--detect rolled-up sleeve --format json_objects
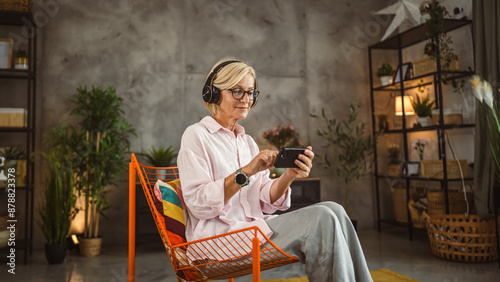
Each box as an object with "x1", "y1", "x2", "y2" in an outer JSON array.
[{"x1": 258, "y1": 170, "x2": 291, "y2": 213}]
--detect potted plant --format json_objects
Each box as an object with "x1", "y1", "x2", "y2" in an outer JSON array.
[
  {"x1": 312, "y1": 103, "x2": 379, "y2": 225},
  {"x1": 387, "y1": 144, "x2": 401, "y2": 176},
  {"x1": 0, "y1": 145, "x2": 27, "y2": 187},
  {"x1": 411, "y1": 86, "x2": 435, "y2": 127},
  {"x1": 14, "y1": 49, "x2": 28, "y2": 70},
  {"x1": 141, "y1": 146, "x2": 178, "y2": 180},
  {"x1": 376, "y1": 62, "x2": 395, "y2": 86},
  {"x1": 36, "y1": 123, "x2": 78, "y2": 264},
  {"x1": 69, "y1": 85, "x2": 136, "y2": 257},
  {"x1": 142, "y1": 145, "x2": 178, "y2": 167}
]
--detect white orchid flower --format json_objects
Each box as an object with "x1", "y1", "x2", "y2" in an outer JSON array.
[
  {"x1": 482, "y1": 80, "x2": 494, "y2": 109},
  {"x1": 470, "y1": 75, "x2": 483, "y2": 102}
]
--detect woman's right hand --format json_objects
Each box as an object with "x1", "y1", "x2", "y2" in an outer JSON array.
[{"x1": 243, "y1": 149, "x2": 278, "y2": 176}]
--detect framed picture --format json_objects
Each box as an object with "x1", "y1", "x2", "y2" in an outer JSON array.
[
  {"x1": 0, "y1": 38, "x2": 14, "y2": 69},
  {"x1": 402, "y1": 161, "x2": 420, "y2": 176},
  {"x1": 393, "y1": 62, "x2": 413, "y2": 83}
]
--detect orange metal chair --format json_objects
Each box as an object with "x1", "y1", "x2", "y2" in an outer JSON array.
[{"x1": 128, "y1": 153, "x2": 299, "y2": 282}]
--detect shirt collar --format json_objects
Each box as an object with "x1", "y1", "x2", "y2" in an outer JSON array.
[{"x1": 201, "y1": 116, "x2": 246, "y2": 137}]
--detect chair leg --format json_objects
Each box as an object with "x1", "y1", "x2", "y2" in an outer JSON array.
[
  {"x1": 128, "y1": 162, "x2": 136, "y2": 282},
  {"x1": 228, "y1": 279, "x2": 234, "y2": 282},
  {"x1": 252, "y1": 235, "x2": 261, "y2": 282}
]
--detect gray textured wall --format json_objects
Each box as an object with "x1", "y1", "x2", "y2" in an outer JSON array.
[{"x1": 29, "y1": 0, "x2": 395, "y2": 249}]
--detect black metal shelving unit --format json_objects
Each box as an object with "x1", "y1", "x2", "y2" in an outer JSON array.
[
  {"x1": 368, "y1": 19, "x2": 475, "y2": 240},
  {"x1": 0, "y1": 10, "x2": 37, "y2": 264}
]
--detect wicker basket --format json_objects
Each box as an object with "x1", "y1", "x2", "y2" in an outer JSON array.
[
  {"x1": 387, "y1": 164, "x2": 401, "y2": 176},
  {"x1": 431, "y1": 113, "x2": 463, "y2": 125},
  {"x1": 392, "y1": 187, "x2": 408, "y2": 223},
  {"x1": 0, "y1": 0, "x2": 32, "y2": 12},
  {"x1": 425, "y1": 214, "x2": 497, "y2": 262},
  {"x1": 420, "y1": 159, "x2": 467, "y2": 179},
  {"x1": 427, "y1": 190, "x2": 474, "y2": 215},
  {"x1": 412, "y1": 55, "x2": 459, "y2": 77}
]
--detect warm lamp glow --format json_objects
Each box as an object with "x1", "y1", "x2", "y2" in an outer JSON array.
[{"x1": 395, "y1": 95, "x2": 414, "y2": 116}]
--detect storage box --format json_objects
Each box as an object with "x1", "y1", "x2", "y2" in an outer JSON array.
[
  {"x1": 0, "y1": 108, "x2": 27, "y2": 127},
  {"x1": 412, "y1": 55, "x2": 459, "y2": 77},
  {"x1": 431, "y1": 109, "x2": 463, "y2": 125},
  {"x1": 0, "y1": 0, "x2": 32, "y2": 12},
  {"x1": 420, "y1": 159, "x2": 467, "y2": 179}
]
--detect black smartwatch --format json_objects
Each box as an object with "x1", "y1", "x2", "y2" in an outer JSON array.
[{"x1": 234, "y1": 168, "x2": 249, "y2": 187}]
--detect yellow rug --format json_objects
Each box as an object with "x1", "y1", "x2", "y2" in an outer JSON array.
[{"x1": 255, "y1": 269, "x2": 420, "y2": 282}]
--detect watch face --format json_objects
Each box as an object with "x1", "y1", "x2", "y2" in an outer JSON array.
[{"x1": 235, "y1": 173, "x2": 247, "y2": 185}]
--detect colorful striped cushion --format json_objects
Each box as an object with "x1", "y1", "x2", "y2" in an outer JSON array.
[{"x1": 153, "y1": 179, "x2": 186, "y2": 246}]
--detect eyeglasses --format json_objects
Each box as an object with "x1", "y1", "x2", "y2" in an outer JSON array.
[{"x1": 224, "y1": 88, "x2": 260, "y2": 101}]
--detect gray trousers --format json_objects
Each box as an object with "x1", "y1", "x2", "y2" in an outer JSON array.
[{"x1": 266, "y1": 201, "x2": 373, "y2": 282}]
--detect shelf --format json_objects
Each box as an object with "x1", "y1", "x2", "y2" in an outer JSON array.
[
  {"x1": 369, "y1": 18, "x2": 474, "y2": 240},
  {"x1": 370, "y1": 19, "x2": 472, "y2": 50},
  {"x1": 0, "y1": 10, "x2": 37, "y2": 265},
  {"x1": 0, "y1": 69, "x2": 32, "y2": 79},
  {"x1": 377, "y1": 174, "x2": 473, "y2": 182},
  {"x1": 372, "y1": 71, "x2": 474, "y2": 92},
  {"x1": 0, "y1": 11, "x2": 34, "y2": 26},
  {"x1": 381, "y1": 123, "x2": 475, "y2": 134},
  {"x1": 0, "y1": 182, "x2": 33, "y2": 191},
  {"x1": 0, "y1": 127, "x2": 33, "y2": 133}
]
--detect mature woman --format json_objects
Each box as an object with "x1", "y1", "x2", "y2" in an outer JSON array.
[{"x1": 177, "y1": 58, "x2": 372, "y2": 282}]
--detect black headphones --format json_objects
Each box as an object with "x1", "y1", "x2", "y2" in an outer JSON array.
[{"x1": 202, "y1": 60, "x2": 258, "y2": 107}]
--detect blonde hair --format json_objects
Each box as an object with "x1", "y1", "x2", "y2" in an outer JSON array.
[{"x1": 203, "y1": 58, "x2": 257, "y2": 116}]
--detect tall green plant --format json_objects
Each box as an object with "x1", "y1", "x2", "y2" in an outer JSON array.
[
  {"x1": 36, "y1": 123, "x2": 79, "y2": 245},
  {"x1": 312, "y1": 103, "x2": 378, "y2": 216},
  {"x1": 69, "y1": 86, "x2": 136, "y2": 239}
]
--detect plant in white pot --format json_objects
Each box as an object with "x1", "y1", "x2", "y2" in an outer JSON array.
[
  {"x1": 69, "y1": 85, "x2": 136, "y2": 257},
  {"x1": 411, "y1": 94, "x2": 435, "y2": 127},
  {"x1": 376, "y1": 62, "x2": 395, "y2": 86}
]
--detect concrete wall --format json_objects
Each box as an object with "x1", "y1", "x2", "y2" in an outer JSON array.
[{"x1": 21, "y1": 0, "x2": 398, "y2": 249}]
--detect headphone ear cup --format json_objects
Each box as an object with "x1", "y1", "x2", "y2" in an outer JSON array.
[
  {"x1": 202, "y1": 85, "x2": 212, "y2": 103},
  {"x1": 211, "y1": 86, "x2": 221, "y2": 104}
]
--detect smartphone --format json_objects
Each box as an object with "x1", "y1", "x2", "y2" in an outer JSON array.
[{"x1": 274, "y1": 147, "x2": 307, "y2": 168}]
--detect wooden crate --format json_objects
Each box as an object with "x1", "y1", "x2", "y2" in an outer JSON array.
[{"x1": 412, "y1": 55, "x2": 459, "y2": 77}]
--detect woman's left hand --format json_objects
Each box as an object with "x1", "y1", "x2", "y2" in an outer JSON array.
[{"x1": 283, "y1": 146, "x2": 314, "y2": 180}]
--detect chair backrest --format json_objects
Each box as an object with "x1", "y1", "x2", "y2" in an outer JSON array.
[
  {"x1": 131, "y1": 154, "x2": 182, "y2": 247},
  {"x1": 131, "y1": 154, "x2": 205, "y2": 281}
]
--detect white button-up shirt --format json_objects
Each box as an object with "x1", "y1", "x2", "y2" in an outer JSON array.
[{"x1": 177, "y1": 116, "x2": 291, "y2": 258}]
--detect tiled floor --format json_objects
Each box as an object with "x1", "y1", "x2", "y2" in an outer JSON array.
[{"x1": 2, "y1": 227, "x2": 499, "y2": 281}]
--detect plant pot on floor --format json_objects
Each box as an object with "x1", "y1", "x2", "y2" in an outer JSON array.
[
  {"x1": 79, "y1": 237, "x2": 103, "y2": 257},
  {"x1": 45, "y1": 242, "x2": 67, "y2": 264}
]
